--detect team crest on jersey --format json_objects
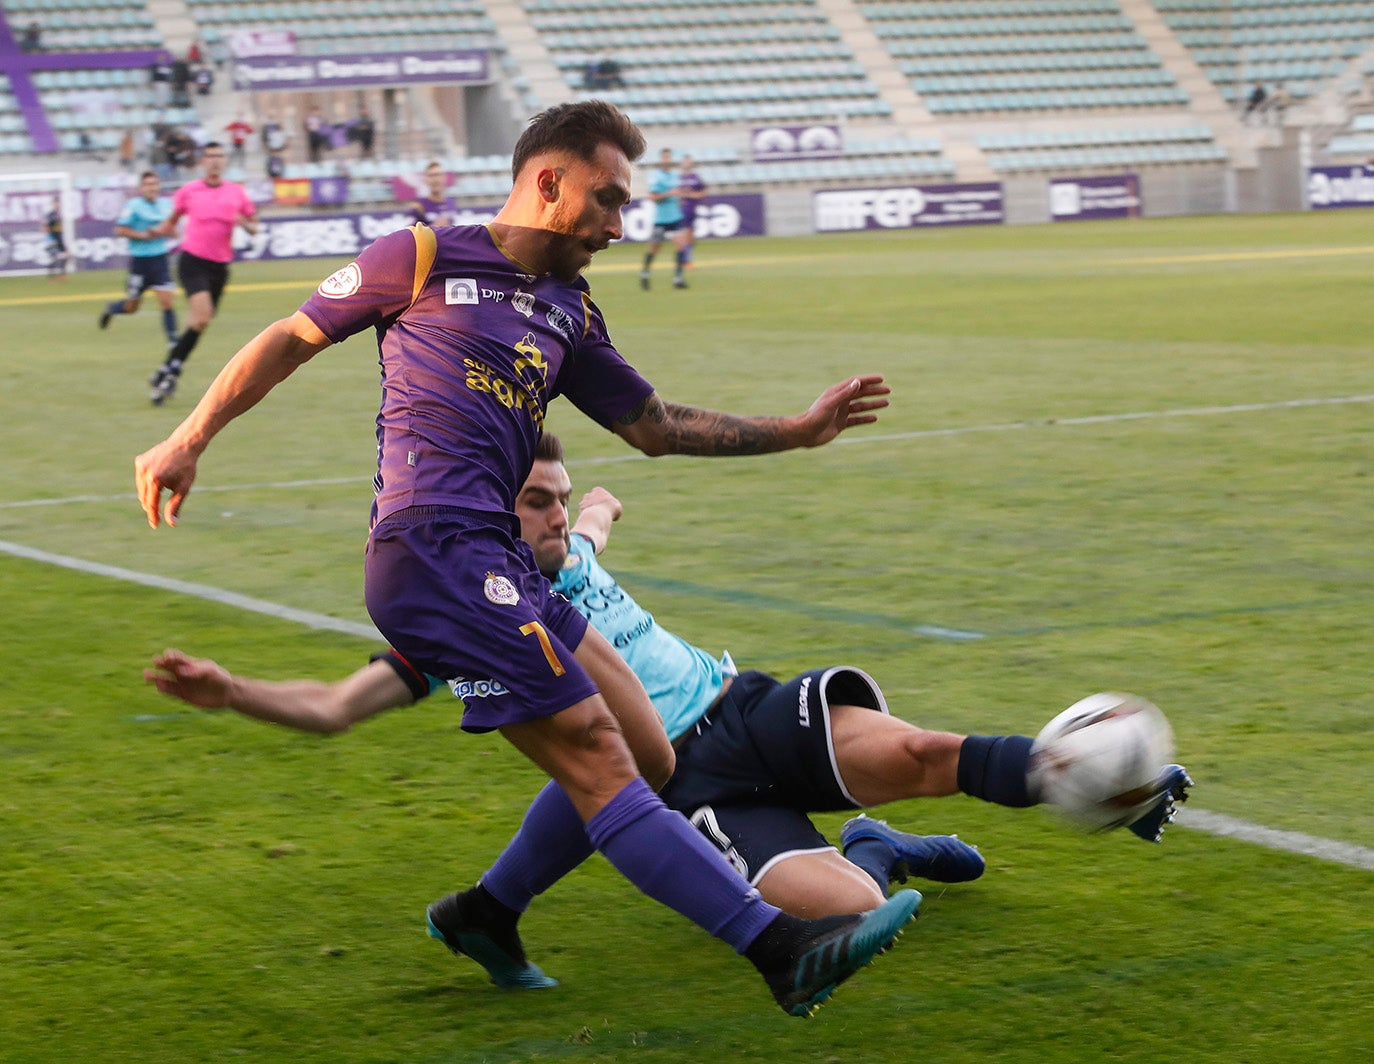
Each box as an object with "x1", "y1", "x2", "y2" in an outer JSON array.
[
  {"x1": 512, "y1": 290, "x2": 535, "y2": 318},
  {"x1": 445, "y1": 277, "x2": 479, "y2": 304},
  {"x1": 317, "y1": 262, "x2": 361, "y2": 299},
  {"x1": 483, "y1": 571, "x2": 520, "y2": 606},
  {"x1": 545, "y1": 305, "x2": 576, "y2": 342}
]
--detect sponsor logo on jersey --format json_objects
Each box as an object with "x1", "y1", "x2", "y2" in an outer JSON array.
[
  {"x1": 797, "y1": 675, "x2": 812, "y2": 727},
  {"x1": 512, "y1": 290, "x2": 535, "y2": 318},
  {"x1": 317, "y1": 261, "x2": 361, "y2": 299},
  {"x1": 445, "y1": 277, "x2": 479, "y2": 304},
  {"x1": 483, "y1": 571, "x2": 520, "y2": 606},
  {"x1": 446, "y1": 676, "x2": 511, "y2": 701},
  {"x1": 545, "y1": 305, "x2": 576, "y2": 343}
]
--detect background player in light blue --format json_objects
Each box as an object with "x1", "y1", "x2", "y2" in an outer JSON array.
[
  {"x1": 640, "y1": 147, "x2": 688, "y2": 289},
  {"x1": 99, "y1": 171, "x2": 179, "y2": 351}
]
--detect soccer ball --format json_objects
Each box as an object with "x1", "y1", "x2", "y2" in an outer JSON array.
[{"x1": 1029, "y1": 692, "x2": 1175, "y2": 832}]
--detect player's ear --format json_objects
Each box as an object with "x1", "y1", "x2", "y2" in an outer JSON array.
[{"x1": 536, "y1": 167, "x2": 561, "y2": 203}]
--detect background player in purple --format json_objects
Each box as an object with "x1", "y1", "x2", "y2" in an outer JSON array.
[
  {"x1": 409, "y1": 160, "x2": 458, "y2": 226},
  {"x1": 676, "y1": 153, "x2": 707, "y2": 271},
  {"x1": 147, "y1": 142, "x2": 258, "y2": 406},
  {"x1": 133, "y1": 101, "x2": 906, "y2": 1017}
]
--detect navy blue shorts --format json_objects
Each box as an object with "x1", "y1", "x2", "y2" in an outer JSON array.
[
  {"x1": 661, "y1": 666, "x2": 889, "y2": 883},
  {"x1": 126, "y1": 253, "x2": 174, "y2": 298},
  {"x1": 365, "y1": 506, "x2": 596, "y2": 732}
]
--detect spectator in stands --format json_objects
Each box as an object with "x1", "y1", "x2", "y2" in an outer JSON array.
[
  {"x1": 262, "y1": 114, "x2": 289, "y2": 179},
  {"x1": 171, "y1": 58, "x2": 193, "y2": 109},
  {"x1": 21, "y1": 22, "x2": 42, "y2": 53},
  {"x1": 409, "y1": 161, "x2": 457, "y2": 226},
  {"x1": 150, "y1": 59, "x2": 173, "y2": 109},
  {"x1": 1245, "y1": 83, "x2": 1267, "y2": 124},
  {"x1": 1268, "y1": 83, "x2": 1291, "y2": 125},
  {"x1": 351, "y1": 106, "x2": 376, "y2": 159},
  {"x1": 583, "y1": 54, "x2": 625, "y2": 90},
  {"x1": 194, "y1": 66, "x2": 214, "y2": 96},
  {"x1": 187, "y1": 40, "x2": 204, "y2": 66},
  {"x1": 305, "y1": 107, "x2": 330, "y2": 163},
  {"x1": 119, "y1": 130, "x2": 137, "y2": 172},
  {"x1": 224, "y1": 113, "x2": 254, "y2": 167}
]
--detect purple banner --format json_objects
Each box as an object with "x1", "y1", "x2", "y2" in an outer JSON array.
[
  {"x1": 1050, "y1": 175, "x2": 1141, "y2": 221},
  {"x1": 621, "y1": 193, "x2": 765, "y2": 242},
  {"x1": 231, "y1": 50, "x2": 489, "y2": 92},
  {"x1": 1307, "y1": 165, "x2": 1374, "y2": 209},
  {"x1": 51, "y1": 192, "x2": 767, "y2": 272},
  {"x1": 813, "y1": 183, "x2": 1003, "y2": 231},
  {"x1": 751, "y1": 124, "x2": 843, "y2": 162}
]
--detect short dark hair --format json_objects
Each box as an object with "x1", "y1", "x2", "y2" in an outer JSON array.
[
  {"x1": 201, "y1": 141, "x2": 224, "y2": 152},
  {"x1": 140, "y1": 170, "x2": 158, "y2": 182},
  {"x1": 534, "y1": 432, "x2": 565, "y2": 464},
  {"x1": 511, "y1": 100, "x2": 645, "y2": 181}
]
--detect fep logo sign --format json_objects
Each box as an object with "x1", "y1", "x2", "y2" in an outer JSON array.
[{"x1": 813, "y1": 184, "x2": 1004, "y2": 231}]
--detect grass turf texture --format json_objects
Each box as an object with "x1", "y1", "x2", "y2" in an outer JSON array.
[{"x1": 1, "y1": 213, "x2": 1370, "y2": 1062}]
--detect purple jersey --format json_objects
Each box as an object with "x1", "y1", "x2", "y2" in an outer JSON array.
[
  {"x1": 299, "y1": 224, "x2": 654, "y2": 528},
  {"x1": 411, "y1": 195, "x2": 457, "y2": 226},
  {"x1": 678, "y1": 171, "x2": 705, "y2": 226}
]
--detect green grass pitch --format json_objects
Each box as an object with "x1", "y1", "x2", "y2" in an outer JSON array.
[{"x1": 1, "y1": 212, "x2": 1370, "y2": 1063}]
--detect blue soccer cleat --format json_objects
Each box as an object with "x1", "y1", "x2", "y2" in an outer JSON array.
[
  {"x1": 841, "y1": 814, "x2": 986, "y2": 883},
  {"x1": 1127, "y1": 764, "x2": 1194, "y2": 843},
  {"x1": 425, "y1": 890, "x2": 558, "y2": 990},
  {"x1": 764, "y1": 888, "x2": 922, "y2": 1018}
]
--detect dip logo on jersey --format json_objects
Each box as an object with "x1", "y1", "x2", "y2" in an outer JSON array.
[
  {"x1": 797, "y1": 675, "x2": 812, "y2": 728},
  {"x1": 317, "y1": 261, "x2": 361, "y2": 299},
  {"x1": 483, "y1": 571, "x2": 520, "y2": 606},
  {"x1": 447, "y1": 676, "x2": 511, "y2": 701},
  {"x1": 511, "y1": 289, "x2": 535, "y2": 318},
  {"x1": 445, "y1": 277, "x2": 479, "y2": 304}
]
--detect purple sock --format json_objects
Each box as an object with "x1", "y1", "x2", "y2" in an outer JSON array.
[
  {"x1": 481, "y1": 780, "x2": 594, "y2": 913},
  {"x1": 586, "y1": 777, "x2": 781, "y2": 953}
]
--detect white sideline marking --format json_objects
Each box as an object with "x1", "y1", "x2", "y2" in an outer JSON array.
[
  {"x1": 4, "y1": 394, "x2": 1373, "y2": 512},
  {"x1": 0, "y1": 538, "x2": 381, "y2": 642},
  {"x1": 1176, "y1": 808, "x2": 1374, "y2": 872},
  {"x1": 3, "y1": 537, "x2": 1369, "y2": 873}
]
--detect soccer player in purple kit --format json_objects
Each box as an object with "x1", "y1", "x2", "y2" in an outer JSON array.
[
  {"x1": 676, "y1": 153, "x2": 706, "y2": 272},
  {"x1": 133, "y1": 101, "x2": 909, "y2": 1017},
  {"x1": 409, "y1": 160, "x2": 458, "y2": 227}
]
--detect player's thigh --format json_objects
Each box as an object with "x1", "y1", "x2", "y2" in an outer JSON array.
[
  {"x1": 830, "y1": 704, "x2": 964, "y2": 806},
  {"x1": 757, "y1": 849, "x2": 886, "y2": 918},
  {"x1": 573, "y1": 624, "x2": 674, "y2": 790},
  {"x1": 185, "y1": 289, "x2": 215, "y2": 327},
  {"x1": 501, "y1": 694, "x2": 641, "y2": 821}
]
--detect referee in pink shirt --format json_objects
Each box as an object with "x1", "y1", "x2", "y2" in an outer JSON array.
[{"x1": 149, "y1": 142, "x2": 258, "y2": 405}]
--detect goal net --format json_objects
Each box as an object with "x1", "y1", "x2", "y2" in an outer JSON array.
[{"x1": 0, "y1": 170, "x2": 75, "y2": 277}]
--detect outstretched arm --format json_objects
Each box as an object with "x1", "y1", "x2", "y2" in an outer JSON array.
[
  {"x1": 144, "y1": 649, "x2": 412, "y2": 733},
  {"x1": 134, "y1": 310, "x2": 331, "y2": 528},
  {"x1": 611, "y1": 375, "x2": 889, "y2": 457},
  {"x1": 571, "y1": 486, "x2": 623, "y2": 554}
]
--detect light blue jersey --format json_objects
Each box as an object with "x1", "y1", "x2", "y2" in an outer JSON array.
[
  {"x1": 555, "y1": 534, "x2": 728, "y2": 740},
  {"x1": 649, "y1": 168, "x2": 684, "y2": 228},
  {"x1": 117, "y1": 194, "x2": 174, "y2": 257}
]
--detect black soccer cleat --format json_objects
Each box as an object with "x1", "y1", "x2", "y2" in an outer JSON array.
[
  {"x1": 99, "y1": 308, "x2": 113, "y2": 329},
  {"x1": 762, "y1": 889, "x2": 921, "y2": 1017},
  {"x1": 425, "y1": 888, "x2": 557, "y2": 989}
]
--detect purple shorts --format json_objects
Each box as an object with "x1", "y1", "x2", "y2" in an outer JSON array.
[{"x1": 365, "y1": 506, "x2": 596, "y2": 732}]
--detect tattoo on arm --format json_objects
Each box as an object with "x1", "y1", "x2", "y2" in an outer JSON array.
[{"x1": 617, "y1": 394, "x2": 788, "y2": 455}]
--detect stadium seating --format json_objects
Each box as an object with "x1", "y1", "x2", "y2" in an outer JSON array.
[
  {"x1": 857, "y1": 0, "x2": 1189, "y2": 114},
  {"x1": 1155, "y1": 0, "x2": 1374, "y2": 104},
  {"x1": 977, "y1": 125, "x2": 1229, "y2": 171},
  {"x1": 524, "y1": 0, "x2": 890, "y2": 127},
  {"x1": 2, "y1": 0, "x2": 163, "y2": 52},
  {"x1": 183, "y1": 0, "x2": 500, "y2": 56}
]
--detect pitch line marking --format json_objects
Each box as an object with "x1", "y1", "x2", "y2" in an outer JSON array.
[
  {"x1": 2, "y1": 537, "x2": 1370, "y2": 873},
  {"x1": 4, "y1": 393, "x2": 1372, "y2": 512},
  {"x1": 1096, "y1": 245, "x2": 1374, "y2": 266}
]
